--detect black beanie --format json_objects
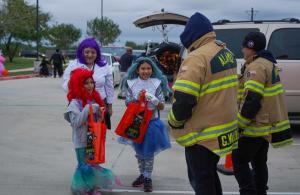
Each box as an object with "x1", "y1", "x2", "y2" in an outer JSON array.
[{"x1": 242, "y1": 32, "x2": 266, "y2": 51}]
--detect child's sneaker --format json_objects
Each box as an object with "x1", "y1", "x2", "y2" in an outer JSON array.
[
  {"x1": 132, "y1": 174, "x2": 144, "y2": 187},
  {"x1": 143, "y1": 178, "x2": 153, "y2": 192}
]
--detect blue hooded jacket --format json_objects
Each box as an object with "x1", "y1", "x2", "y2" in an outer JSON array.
[{"x1": 180, "y1": 12, "x2": 213, "y2": 49}]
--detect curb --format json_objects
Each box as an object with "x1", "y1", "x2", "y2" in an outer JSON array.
[{"x1": 0, "y1": 74, "x2": 38, "y2": 81}]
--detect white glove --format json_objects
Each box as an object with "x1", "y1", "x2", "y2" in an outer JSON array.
[{"x1": 145, "y1": 92, "x2": 160, "y2": 106}]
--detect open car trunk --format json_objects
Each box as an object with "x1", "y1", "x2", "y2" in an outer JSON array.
[
  {"x1": 133, "y1": 12, "x2": 188, "y2": 28},
  {"x1": 133, "y1": 12, "x2": 189, "y2": 77}
]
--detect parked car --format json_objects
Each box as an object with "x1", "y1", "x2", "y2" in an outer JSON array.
[
  {"x1": 20, "y1": 50, "x2": 45, "y2": 58},
  {"x1": 102, "y1": 46, "x2": 127, "y2": 62},
  {"x1": 134, "y1": 12, "x2": 187, "y2": 86},
  {"x1": 102, "y1": 53, "x2": 121, "y2": 87},
  {"x1": 133, "y1": 49, "x2": 145, "y2": 57},
  {"x1": 134, "y1": 12, "x2": 300, "y2": 123}
]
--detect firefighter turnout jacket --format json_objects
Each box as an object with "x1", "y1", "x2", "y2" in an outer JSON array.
[
  {"x1": 237, "y1": 50, "x2": 293, "y2": 148},
  {"x1": 168, "y1": 32, "x2": 239, "y2": 156}
]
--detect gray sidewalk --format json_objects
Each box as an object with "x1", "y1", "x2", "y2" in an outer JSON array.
[{"x1": 0, "y1": 78, "x2": 299, "y2": 195}]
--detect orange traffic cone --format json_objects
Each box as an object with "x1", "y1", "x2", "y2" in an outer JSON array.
[{"x1": 217, "y1": 153, "x2": 234, "y2": 175}]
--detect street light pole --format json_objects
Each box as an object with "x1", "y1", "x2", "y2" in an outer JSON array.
[
  {"x1": 100, "y1": 0, "x2": 103, "y2": 46},
  {"x1": 246, "y1": 7, "x2": 258, "y2": 22},
  {"x1": 36, "y1": 0, "x2": 39, "y2": 61},
  {"x1": 101, "y1": 0, "x2": 103, "y2": 20}
]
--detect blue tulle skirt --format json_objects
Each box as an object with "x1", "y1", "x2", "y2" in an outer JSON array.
[
  {"x1": 118, "y1": 118, "x2": 171, "y2": 158},
  {"x1": 71, "y1": 148, "x2": 121, "y2": 194}
]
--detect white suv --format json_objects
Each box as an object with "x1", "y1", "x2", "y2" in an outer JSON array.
[
  {"x1": 102, "y1": 53, "x2": 121, "y2": 87},
  {"x1": 212, "y1": 19, "x2": 300, "y2": 123}
]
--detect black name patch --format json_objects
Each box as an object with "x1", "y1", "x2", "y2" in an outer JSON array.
[
  {"x1": 218, "y1": 130, "x2": 238, "y2": 149},
  {"x1": 211, "y1": 49, "x2": 237, "y2": 74}
]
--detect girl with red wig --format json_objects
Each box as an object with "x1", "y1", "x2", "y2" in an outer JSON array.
[{"x1": 64, "y1": 68, "x2": 120, "y2": 195}]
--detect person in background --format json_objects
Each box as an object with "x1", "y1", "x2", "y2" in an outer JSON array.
[
  {"x1": 39, "y1": 55, "x2": 50, "y2": 77},
  {"x1": 50, "y1": 49, "x2": 65, "y2": 78},
  {"x1": 118, "y1": 47, "x2": 134, "y2": 99},
  {"x1": 62, "y1": 38, "x2": 114, "y2": 129}
]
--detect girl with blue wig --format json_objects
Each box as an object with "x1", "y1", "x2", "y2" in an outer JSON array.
[
  {"x1": 63, "y1": 37, "x2": 114, "y2": 129},
  {"x1": 120, "y1": 57, "x2": 171, "y2": 192}
]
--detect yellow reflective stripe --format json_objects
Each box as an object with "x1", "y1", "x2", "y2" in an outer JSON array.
[
  {"x1": 238, "y1": 89, "x2": 245, "y2": 101},
  {"x1": 177, "y1": 128, "x2": 237, "y2": 147},
  {"x1": 242, "y1": 120, "x2": 290, "y2": 136},
  {"x1": 238, "y1": 96, "x2": 243, "y2": 101},
  {"x1": 176, "y1": 120, "x2": 237, "y2": 146},
  {"x1": 173, "y1": 80, "x2": 201, "y2": 97},
  {"x1": 242, "y1": 127, "x2": 270, "y2": 136},
  {"x1": 244, "y1": 80, "x2": 264, "y2": 95},
  {"x1": 237, "y1": 113, "x2": 251, "y2": 128},
  {"x1": 264, "y1": 84, "x2": 284, "y2": 97},
  {"x1": 175, "y1": 79, "x2": 200, "y2": 89},
  {"x1": 238, "y1": 88, "x2": 244, "y2": 95},
  {"x1": 243, "y1": 82, "x2": 284, "y2": 97},
  {"x1": 214, "y1": 142, "x2": 238, "y2": 156},
  {"x1": 199, "y1": 75, "x2": 238, "y2": 97},
  {"x1": 168, "y1": 109, "x2": 185, "y2": 127},
  {"x1": 272, "y1": 138, "x2": 293, "y2": 148},
  {"x1": 270, "y1": 120, "x2": 290, "y2": 133}
]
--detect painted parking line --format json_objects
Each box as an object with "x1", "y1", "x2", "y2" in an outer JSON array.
[{"x1": 104, "y1": 189, "x2": 300, "y2": 194}]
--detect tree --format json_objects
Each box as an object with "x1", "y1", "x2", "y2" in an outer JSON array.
[
  {"x1": 48, "y1": 24, "x2": 81, "y2": 50},
  {"x1": 125, "y1": 41, "x2": 147, "y2": 50},
  {"x1": 0, "y1": 0, "x2": 51, "y2": 62},
  {"x1": 87, "y1": 17, "x2": 121, "y2": 46},
  {"x1": 125, "y1": 41, "x2": 138, "y2": 49}
]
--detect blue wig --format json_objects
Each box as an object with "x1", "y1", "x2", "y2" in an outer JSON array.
[{"x1": 121, "y1": 57, "x2": 172, "y2": 96}]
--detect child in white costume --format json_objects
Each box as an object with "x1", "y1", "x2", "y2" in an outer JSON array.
[{"x1": 120, "y1": 57, "x2": 171, "y2": 192}]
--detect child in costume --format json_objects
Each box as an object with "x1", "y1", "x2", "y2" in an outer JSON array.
[
  {"x1": 39, "y1": 56, "x2": 50, "y2": 77},
  {"x1": 120, "y1": 57, "x2": 172, "y2": 192},
  {"x1": 64, "y1": 68, "x2": 120, "y2": 195}
]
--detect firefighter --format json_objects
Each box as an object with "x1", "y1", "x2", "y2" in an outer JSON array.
[
  {"x1": 232, "y1": 31, "x2": 293, "y2": 195},
  {"x1": 168, "y1": 12, "x2": 238, "y2": 195}
]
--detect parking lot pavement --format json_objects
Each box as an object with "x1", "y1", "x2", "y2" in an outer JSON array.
[{"x1": 0, "y1": 78, "x2": 300, "y2": 195}]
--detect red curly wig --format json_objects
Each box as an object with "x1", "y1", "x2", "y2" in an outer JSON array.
[{"x1": 67, "y1": 68, "x2": 105, "y2": 107}]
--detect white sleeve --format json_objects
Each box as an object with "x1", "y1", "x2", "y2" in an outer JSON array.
[
  {"x1": 104, "y1": 66, "x2": 114, "y2": 104},
  {"x1": 62, "y1": 61, "x2": 77, "y2": 92},
  {"x1": 62, "y1": 65, "x2": 72, "y2": 92}
]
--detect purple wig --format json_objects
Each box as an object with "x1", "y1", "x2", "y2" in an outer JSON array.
[{"x1": 76, "y1": 37, "x2": 106, "y2": 67}]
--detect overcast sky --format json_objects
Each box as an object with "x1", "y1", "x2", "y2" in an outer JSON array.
[{"x1": 25, "y1": 0, "x2": 300, "y2": 45}]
